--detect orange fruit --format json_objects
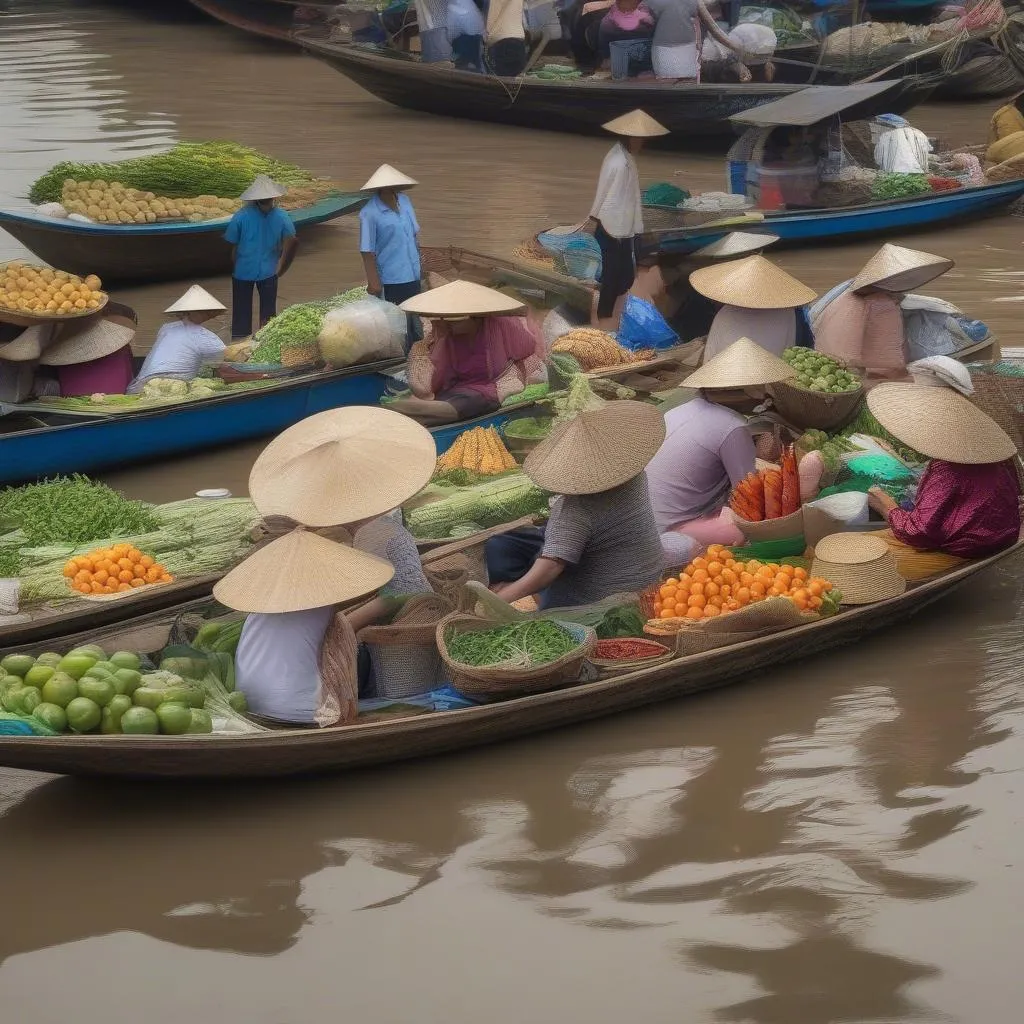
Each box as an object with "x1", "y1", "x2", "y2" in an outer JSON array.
[
  {"x1": 112, "y1": 543, "x2": 130, "y2": 555},
  {"x1": 685, "y1": 607, "x2": 703, "y2": 620},
  {"x1": 75, "y1": 583, "x2": 91, "y2": 594},
  {"x1": 809, "y1": 596, "x2": 822, "y2": 610},
  {"x1": 770, "y1": 583, "x2": 787, "y2": 596},
  {"x1": 721, "y1": 568, "x2": 737, "y2": 585},
  {"x1": 793, "y1": 567, "x2": 808, "y2": 581},
  {"x1": 74, "y1": 555, "x2": 92, "y2": 570},
  {"x1": 159, "y1": 573, "x2": 172, "y2": 583},
  {"x1": 720, "y1": 584, "x2": 731, "y2": 597},
  {"x1": 821, "y1": 581, "x2": 833, "y2": 592},
  {"x1": 776, "y1": 573, "x2": 792, "y2": 591},
  {"x1": 62, "y1": 561, "x2": 77, "y2": 578},
  {"x1": 118, "y1": 569, "x2": 133, "y2": 583},
  {"x1": 117, "y1": 582, "x2": 132, "y2": 592},
  {"x1": 725, "y1": 599, "x2": 740, "y2": 611},
  {"x1": 145, "y1": 567, "x2": 160, "y2": 583},
  {"x1": 687, "y1": 593, "x2": 706, "y2": 609},
  {"x1": 133, "y1": 564, "x2": 146, "y2": 578},
  {"x1": 660, "y1": 608, "x2": 675, "y2": 619},
  {"x1": 659, "y1": 584, "x2": 676, "y2": 599},
  {"x1": 705, "y1": 581, "x2": 720, "y2": 597},
  {"x1": 90, "y1": 581, "x2": 104, "y2": 593},
  {"x1": 692, "y1": 557, "x2": 708, "y2": 571},
  {"x1": 808, "y1": 581, "x2": 824, "y2": 597},
  {"x1": 750, "y1": 581, "x2": 766, "y2": 598},
  {"x1": 703, "y1": 605, "x2": 720, "y2": 618},
  {"x1": 73, "y1": 570, "x2": 91, "y2": 585},
  {"x1": 739, "y1": 571, "x2": 754, "y2": 586},
  {"x1": 735, "y1": 586, "x2": 751, "y2": 603},
  {"x1": 117, "y1": 557, "x2": 133, "y2": 571},
  {"x1": 746, "y1": 560, "x2": 762, "y2": 572},
  {"x1": 690, "y1": 582, "x2": 705, "y2": 597},
  {"x1": 691, "y1": 568, "x2": 709, "y2": 584},
  {"x1": 127, "y1": 548, "x2": 142, "y2": 562},
  {"x1": 662, "y1": 600, "x2": 677, "y2": 614},
  {"x1": 129, "y1": 578, "x2": 145, "y2": 588},
  {"x1": 93, "y1": 569, "x2": 109, "y2": 584},
  {"x1": 706, "y1": 561, "x2": 724, "y2": 577},
  {"x1": 708, "y1": 595, "x2": 723, "y2": 609}
]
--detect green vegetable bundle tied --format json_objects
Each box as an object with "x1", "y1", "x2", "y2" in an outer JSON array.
[
  {"x1": 446, "y1": 620, "x2": 577, "y2": 667},
  {"x1": 870, "y1": 173, "x2": 931, "y2": 201}
]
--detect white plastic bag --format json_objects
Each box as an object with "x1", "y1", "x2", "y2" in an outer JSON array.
[
  {"x1": 34, "y1": 202, "x2": 68, "y2": 219},
  {"x1": 317, "y1": 297, "x2": 406, "y2": 368}
]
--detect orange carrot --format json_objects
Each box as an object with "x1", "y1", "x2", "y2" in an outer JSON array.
[{"x1": 763, "y1": 469, "x2": 783, "y2": 519}]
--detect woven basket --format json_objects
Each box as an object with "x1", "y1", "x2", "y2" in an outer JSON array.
[
  {"x1": 424, "y1": 554, "x2": 473, "y2": 611},
  {"x1": 968, "y1": 367, "x2": 1024, "y2": 483},
  {"x1": 768, "y1": 380, "x2": 864, "y2": 431},
  {"x1": 437, "y1": 613, "x2": 596, "y2": 701},
  {"x1": 733, "y1": 507, "x2": 804, "y2": 543},
  {"x1": 280, "y1": 342, "x2": 320, "y2": 368},
  {"x1": 357, "y1": 593, "x2": 454, "y2": 700},
  {"x1": 590, "y1": 639, "x2": 674, "y2": 678}
]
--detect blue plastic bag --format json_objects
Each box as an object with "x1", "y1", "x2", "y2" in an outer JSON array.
[{"x1": 617, "y1": 296, "x2": 679, "y2": 350}]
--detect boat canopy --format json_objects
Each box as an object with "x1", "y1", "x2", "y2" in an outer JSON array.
[{"x1": 729, "y1": 82, "x2": 905, "y2": 128}]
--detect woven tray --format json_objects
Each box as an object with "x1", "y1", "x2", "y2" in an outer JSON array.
[{"x1": 768, "y1": 380, "x2": 864, "y2": 431}]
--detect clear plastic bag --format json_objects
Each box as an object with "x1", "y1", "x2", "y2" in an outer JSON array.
[{"x1": 318, "y1": 297, "x2": 406, "y2": 368}]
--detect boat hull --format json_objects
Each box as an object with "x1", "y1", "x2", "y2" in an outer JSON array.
[{"x1": 187, "y1": 0, "x2": 333, "y2": 43}]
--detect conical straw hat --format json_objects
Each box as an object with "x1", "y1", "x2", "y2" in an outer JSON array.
[
  {"x1": 850, "y1": 243, "x2": 953, "y2": 294},
  {"x1": 213, "y1": 528, "x2": 394, "y2": 613},
  {"x1": 682, "y1": 337, "x2": 795, "y2": 390},
  {"x1": 361, "y1": 164, "x2": 418, "y2": 191},
  {"x1": 689, "y1": 254, "x2": 817, "y2": 309},
  {"x1": 693, "y1": 232, "x2": 781, "y2": 260},
  {"x1": 39, "y1": 316, "x2": 135, "y2": 366},
  {"x1": 866, "y1": 382, "x2": 1017, "y2": 464},
  {"x1": 811, "y1": 532, "x2": 906, "y2": 605},
  {"x1": 400, "y1": 280, "x2": 525, "y2": 318},
  {"x1": 602, "y1": 109, "x2": 670, "y2": 138},
  {"x1": 165, "y1": 285, "x2": 227, "y2": 315},
  {"x1": 248, "y1": 406, "x2": 437, "y2": 526},
  {"x1": 523, "y1": 401, "x2": 666, "y2": 495},
  {"x1": 0, "y1": 323, "x2": 57, "y2": 362},
  {"x1": 239, "y1": 174, "x2": 287, "y2": 202}
]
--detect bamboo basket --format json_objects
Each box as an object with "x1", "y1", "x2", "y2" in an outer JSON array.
[
  {"x1": 0, "y1": 260, "x2": 109, "y2": 327},
  {"x1": 732, "y1": 507, "x2": 805, "y2": 543},
  {"x1": 768, "y1": 380, "x2": 865, "y2": 431}
]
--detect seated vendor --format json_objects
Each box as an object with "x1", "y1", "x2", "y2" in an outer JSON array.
[
  {"x1": 645, "y1": 336, "x2": 795, "y2": 564},
  {"x1": 488, "y1": 401, "x2": 665, "y2": 608},
  {"x1": 36, "y1": 312, "x2": 137, "y2": 397},
  {"x1": 597, "y1": 0, "x2": 655, "y2": 61},
  {"x1": 864, "y1": 357, "x2": 1021, "y2": 582},
  {"x1": 389, "y1": 280, "x2": 546, "y2": 427},
  {"x1": 689, "y1": 254, "x2": 816, "y2": 362},
  {"x1": 987, "y1": 91, "x2": 1024, "y2": 163},
  {"x1": 128, "y1": 285, "x2": 227, "y2": 393},
  {"x1": 813, "y1": 244, "x2": 953, "y2": 383}
]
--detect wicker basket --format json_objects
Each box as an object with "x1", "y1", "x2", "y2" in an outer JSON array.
[
  {"x1": 590, "y1": 639, "x2": 674, "y2": 678},
  {"x1": 280, "y1": 342, "x2": 321, "y2": 368},
  {"x1": 768, "y1": 380, "x2": 864, "y2": 431},
  {"x1": 437, "y1": 613, "x2": 596, "y2": 701},
  {"x1": 424, "y1": 554, "x2": 473, "y2": 611},
  {"x1": 733, "y1": 507, "x2": 804, "y2": 543},
  {"x1": 968, "y1": 365, "x2": 1024, "y2": 471}
]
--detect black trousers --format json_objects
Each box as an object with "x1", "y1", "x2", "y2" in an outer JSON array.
[
  {"x1": 594, "y1": 223, "x2": 637, "y2": 319},
  {"x1": 232, "y1": 276, "x2": 278, "y2": 339},
  {"x1": 381, "y1": 279, "x2": 424, "y2": 353}
]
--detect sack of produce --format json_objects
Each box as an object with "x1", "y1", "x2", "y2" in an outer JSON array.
[
  {"x1": 617, "y1": 296, "x2": 680, "y2": 351},
  {"x1": 437, "y1": 612, "x2": 596, "y2": 700},
  {"x1": 729, "y1": 447, "x2": 804, "y2": 542},
  {"x1": 769, "y1": 348, "x2": 864, "y2": 431},
  {"x1": 318, "y1": 297, "x2": 406, "y2": 368}
]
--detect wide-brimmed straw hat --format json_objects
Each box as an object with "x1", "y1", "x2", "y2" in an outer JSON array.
[
  {"x1": 165, "y1": 285, "x2": 227, "y2": 315},
  {"x1": 689, "y1": 254, "x2": 817, "y2": 310},
  {"x1": 361, "y1": 164, "x2": 418, "y2": 192},
  {"x1": 38, "y1": 315, "x2": 135, "y2": 367},
  {"x1": 602, "y1": 109, "x2": 670, "y2": 138},
  {"x1": 213, "y1": 528, "x2": 394, "y2": 614},
  {"x1": 810, "y1": 532, "x2": 906, "y2": 605},
  {"x1": 867, "y1": 382, "x2": 1017, "y2": 464},
  {"x1": 850, "y1": 243, "x2": 953, "y2": 294},
  {"x1": 682, "y1": 336, "x2": 795, "y2": 390},
  {"x1": 248, "y1": 406, "x2": 437, "y2": 527},
  {"x1": 240, "y1": 174, "x2": 287, "y2": 202},
  {"x1": 692, "y1": 232, "x2": 781, "y2": 260},
  {"x1": 523, "y1": 401, "x2": 665, "y2": 495},
  {"x1": 0, "y1": 323, "x2": 57, "y2": 362},
  {"x1": 400, "y1": 280, "x2": 525, "y2": 318}
]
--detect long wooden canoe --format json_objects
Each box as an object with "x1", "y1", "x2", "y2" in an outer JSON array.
[
  {"x1": 187, "y1": 0, "x2": 336, "y2": 44},
  {"x1": 0, "y1": 541, "x2": 1016, "y2": 779}
]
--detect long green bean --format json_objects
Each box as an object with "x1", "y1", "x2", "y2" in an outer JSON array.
[{"x1": 447, "y1": 620, "x2": 577, "y2": 667}]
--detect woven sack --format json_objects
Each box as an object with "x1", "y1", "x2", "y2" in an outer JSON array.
[
  {"x1": 437, "y1": 612, "x2": 596, "y2": 701},
  {"x1": 280, "y1": 341, "x2": 320, "y2": 368},
  {"x1": 590, "y1": 640, "x2": 674, "y2": 678},
  {"x1": 733, "y1": 507, "x2": 804, "y2": 543},
  {"x1": 424, "y1": 554, "x2": 473, "y2": 610},
  {"x1": 357, "y1": 593, "x2": 454, "y2": 700},
  {"x1": 768, "y1": 380, "x2": 865, "y2": 431},
  {"x1": 316, "y1": 611, "x2": 360, "y2": 727}
]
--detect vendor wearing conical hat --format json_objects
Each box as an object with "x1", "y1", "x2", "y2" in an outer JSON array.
[
  {"x1": 645, "y1": 337, "x2": 794, "y2": 564},
  {"x1": 389, "y1": 280, "x2": 547, "y2": 426},
  {"x1": 488, "y1": 401, "x2": 665, "y2": 608},
  {"x1": 813, "y1": 243, "x2": 953, "y2": 382},
  {"x1": 690, "y1": 253, "x2": 817, "y2": 363},
  {"x1": 359, "y1": 164, "x2": 423, "y2": 352},
  {"x1": 224, "y1": 174, "x2": 298, "y2": 340},
  {"x1": 39, "y1": 308, "x2": 137, "y2": 397},
  {"x1": 587, "y1": 110, "x2": 668, "y2": 331},
  {"x1": 128, "y1": 285, "x2": 227, "y2": 393},
  {"x1": 863, "y1": 357, "x2": 1020, "y2": 581}
]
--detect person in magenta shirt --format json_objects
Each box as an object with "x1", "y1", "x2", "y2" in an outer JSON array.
[{"x1": 37, "y1": 312, "x2": 137, "y2": 397}]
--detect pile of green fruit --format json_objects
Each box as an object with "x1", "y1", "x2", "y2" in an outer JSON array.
[{"x1": 782, "y1": 348, "x2": 862, "y2": 394}]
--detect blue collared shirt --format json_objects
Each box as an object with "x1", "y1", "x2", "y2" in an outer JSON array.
[
  {"x1": 359, "y1": 193, "x2": 421, "y2": 285},
  {"x1": 224, "y1": 204, "x2": 296, "y2": 282}
]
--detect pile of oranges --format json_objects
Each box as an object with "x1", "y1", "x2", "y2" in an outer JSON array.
[
  {"x1": 652, "y1": 544, "x2": 834, "y2": 621},
  {"x1": 62, "y1": 543, "x2": 174, "y2": 596}
]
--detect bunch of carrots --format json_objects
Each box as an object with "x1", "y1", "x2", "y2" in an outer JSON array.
[{"x1": 729, "y1": 446, "x2": 800, "y2": 522}]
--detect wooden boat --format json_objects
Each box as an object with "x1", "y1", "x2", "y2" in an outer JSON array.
[
  {"x1": 0, "y1": 540, "x2": 1016, "y2": 779},
  {"x1": 0, "y1": 193, "x2": 366, "y2": 285},
  {"x1": 297, "y1": 37, "x2": 937, "y2": 142},
  {"x1": 186, "y1": 0, "x2": 336, "y2": 44}
]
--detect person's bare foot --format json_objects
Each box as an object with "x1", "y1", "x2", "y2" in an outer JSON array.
[{"x1": 763, "y1": 60, "x2": 775, "y2": 82}]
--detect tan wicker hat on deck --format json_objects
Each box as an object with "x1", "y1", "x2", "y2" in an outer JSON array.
[
  {"x1": 39, "y1": 316, "x2": 135, "y2": 366},
  {"x1": 523, "y1": 400, "x2": 666, "y2": 495},
  {"x1": 692, "y1": 232, "x2": 781, "y2": 260},
  {"x1": 850, "y1": 244, "x2": 953, "y2": 294},
  {"x1": 213, "y1": 527, "x2": 394, "y2": 613},
  {"x1": 164, "y1": 285, "x2": 227, "y2": 315},
  {"x1": 248, "y1": 406, "x2": 437, "y2": 526},
  {"x1": 810, "y1": 532, "x2": 906, "y2": 605},
  {"x1": 602, "y1": 109, "x2": 670, "y2": 138},
  {"x1": 400, "y1": 280, "x2": 526, "y2": 318},
  {"x1": 867, "y1": 382, "x2": 1017, "y2": 464},
  {"x1": 681, "y1": 336, "x2": 795, "y2": 390},
  {"x1": 240, "y1": 174, "x2": 287, "y2": 202},
  {"x1": 689, "y1": 254, "x2": 816, "y2": 309},
  {"x1": 361, "y1": 164, "x2": 418, "y2": 191},
  {"x1": 0, "y1": 323, "x2": 57, "y2": 362}
]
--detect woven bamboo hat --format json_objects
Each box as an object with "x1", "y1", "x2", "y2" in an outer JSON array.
[
  {"x1": 682, "y1": 336, "x2": 795, "y2": 390},
  {"x1": 240, "y1": 174, "x2": 287, "y2": 202},
  {"x1": 810, "y1": 532, "x2": 906, "y2": 605},
  {"x1": 689, "y1": 254, "x2": 816, "y2": 309},
  {"x1": 400, "y1": 280, "x2": 525, "y2": 318},
  {"x1": 361, "y1": 164, "x2": 418, "y2": 191},
  {"x1": 0, "y1": 323, "x2": 56, "y2": 362},
  {"x1": 850, "y1": 244, "x2": 953, "y2": 294},
  {"x1": 866, "y1": 382, "x2": 1017, "y2": 464},
  {"x1": 213, "y1": 528, "x2": 394, "y2": 613},
  {"x1": 602, "y1": 109, "x2": 670, "y2": 138},
  {"x1": 39, "y1": 316, "x2": 135, "y2": 367},
  {"x1": 693, "y1": 232, "x2": 781, "y2": 260},
  {"x1": 248, "y1": 406, "x2": 437, "y2": 526},
  {"x1": 523, "y1": 401, "x2": 665, "y2": 495},
  {"x1": 165, "y1": 285, "x2": 227, "y2": 315}
]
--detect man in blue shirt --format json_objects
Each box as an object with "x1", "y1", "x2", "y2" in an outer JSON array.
[
  {"x1": 359, "y1": 164, "x2": 422, "y2": 351},
  {"x1": 224, "y1": 174, "x2": 298, "y2": 339}
]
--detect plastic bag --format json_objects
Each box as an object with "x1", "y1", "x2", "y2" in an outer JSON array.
[
  {"x1": 617, "y1": 295, "x2": 679, "y2": 351},
  {"x1": 318, "y1": 297, "x2": 405, "y2": 368}
]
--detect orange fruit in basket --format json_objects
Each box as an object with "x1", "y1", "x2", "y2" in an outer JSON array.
[
  {"x1": 129, "y1": 578, "x2": 145, "y2": 588},
  {"x1": 62, "y1": 561, "x2": 77, "y2": 578},
  {"x1": 703, "y1": 605, "x2": 720, "y2": 618},
  {"x1": 118, "y1": 569, "x2": 133, "y2": 583},
  {"x1": 117, "y1": 582, "x2": 132, "y2": 592},
  {"x1": 659, "y1": 608, "x2": 675, "y2": 619},
  {"x1": 685, "y1": 607, "x2": 703, "y2": 620}
]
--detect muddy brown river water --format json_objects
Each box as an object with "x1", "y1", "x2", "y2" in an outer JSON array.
[{"x1": 1, "y1": 3, "x2": 1023, "y2": 1021}]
